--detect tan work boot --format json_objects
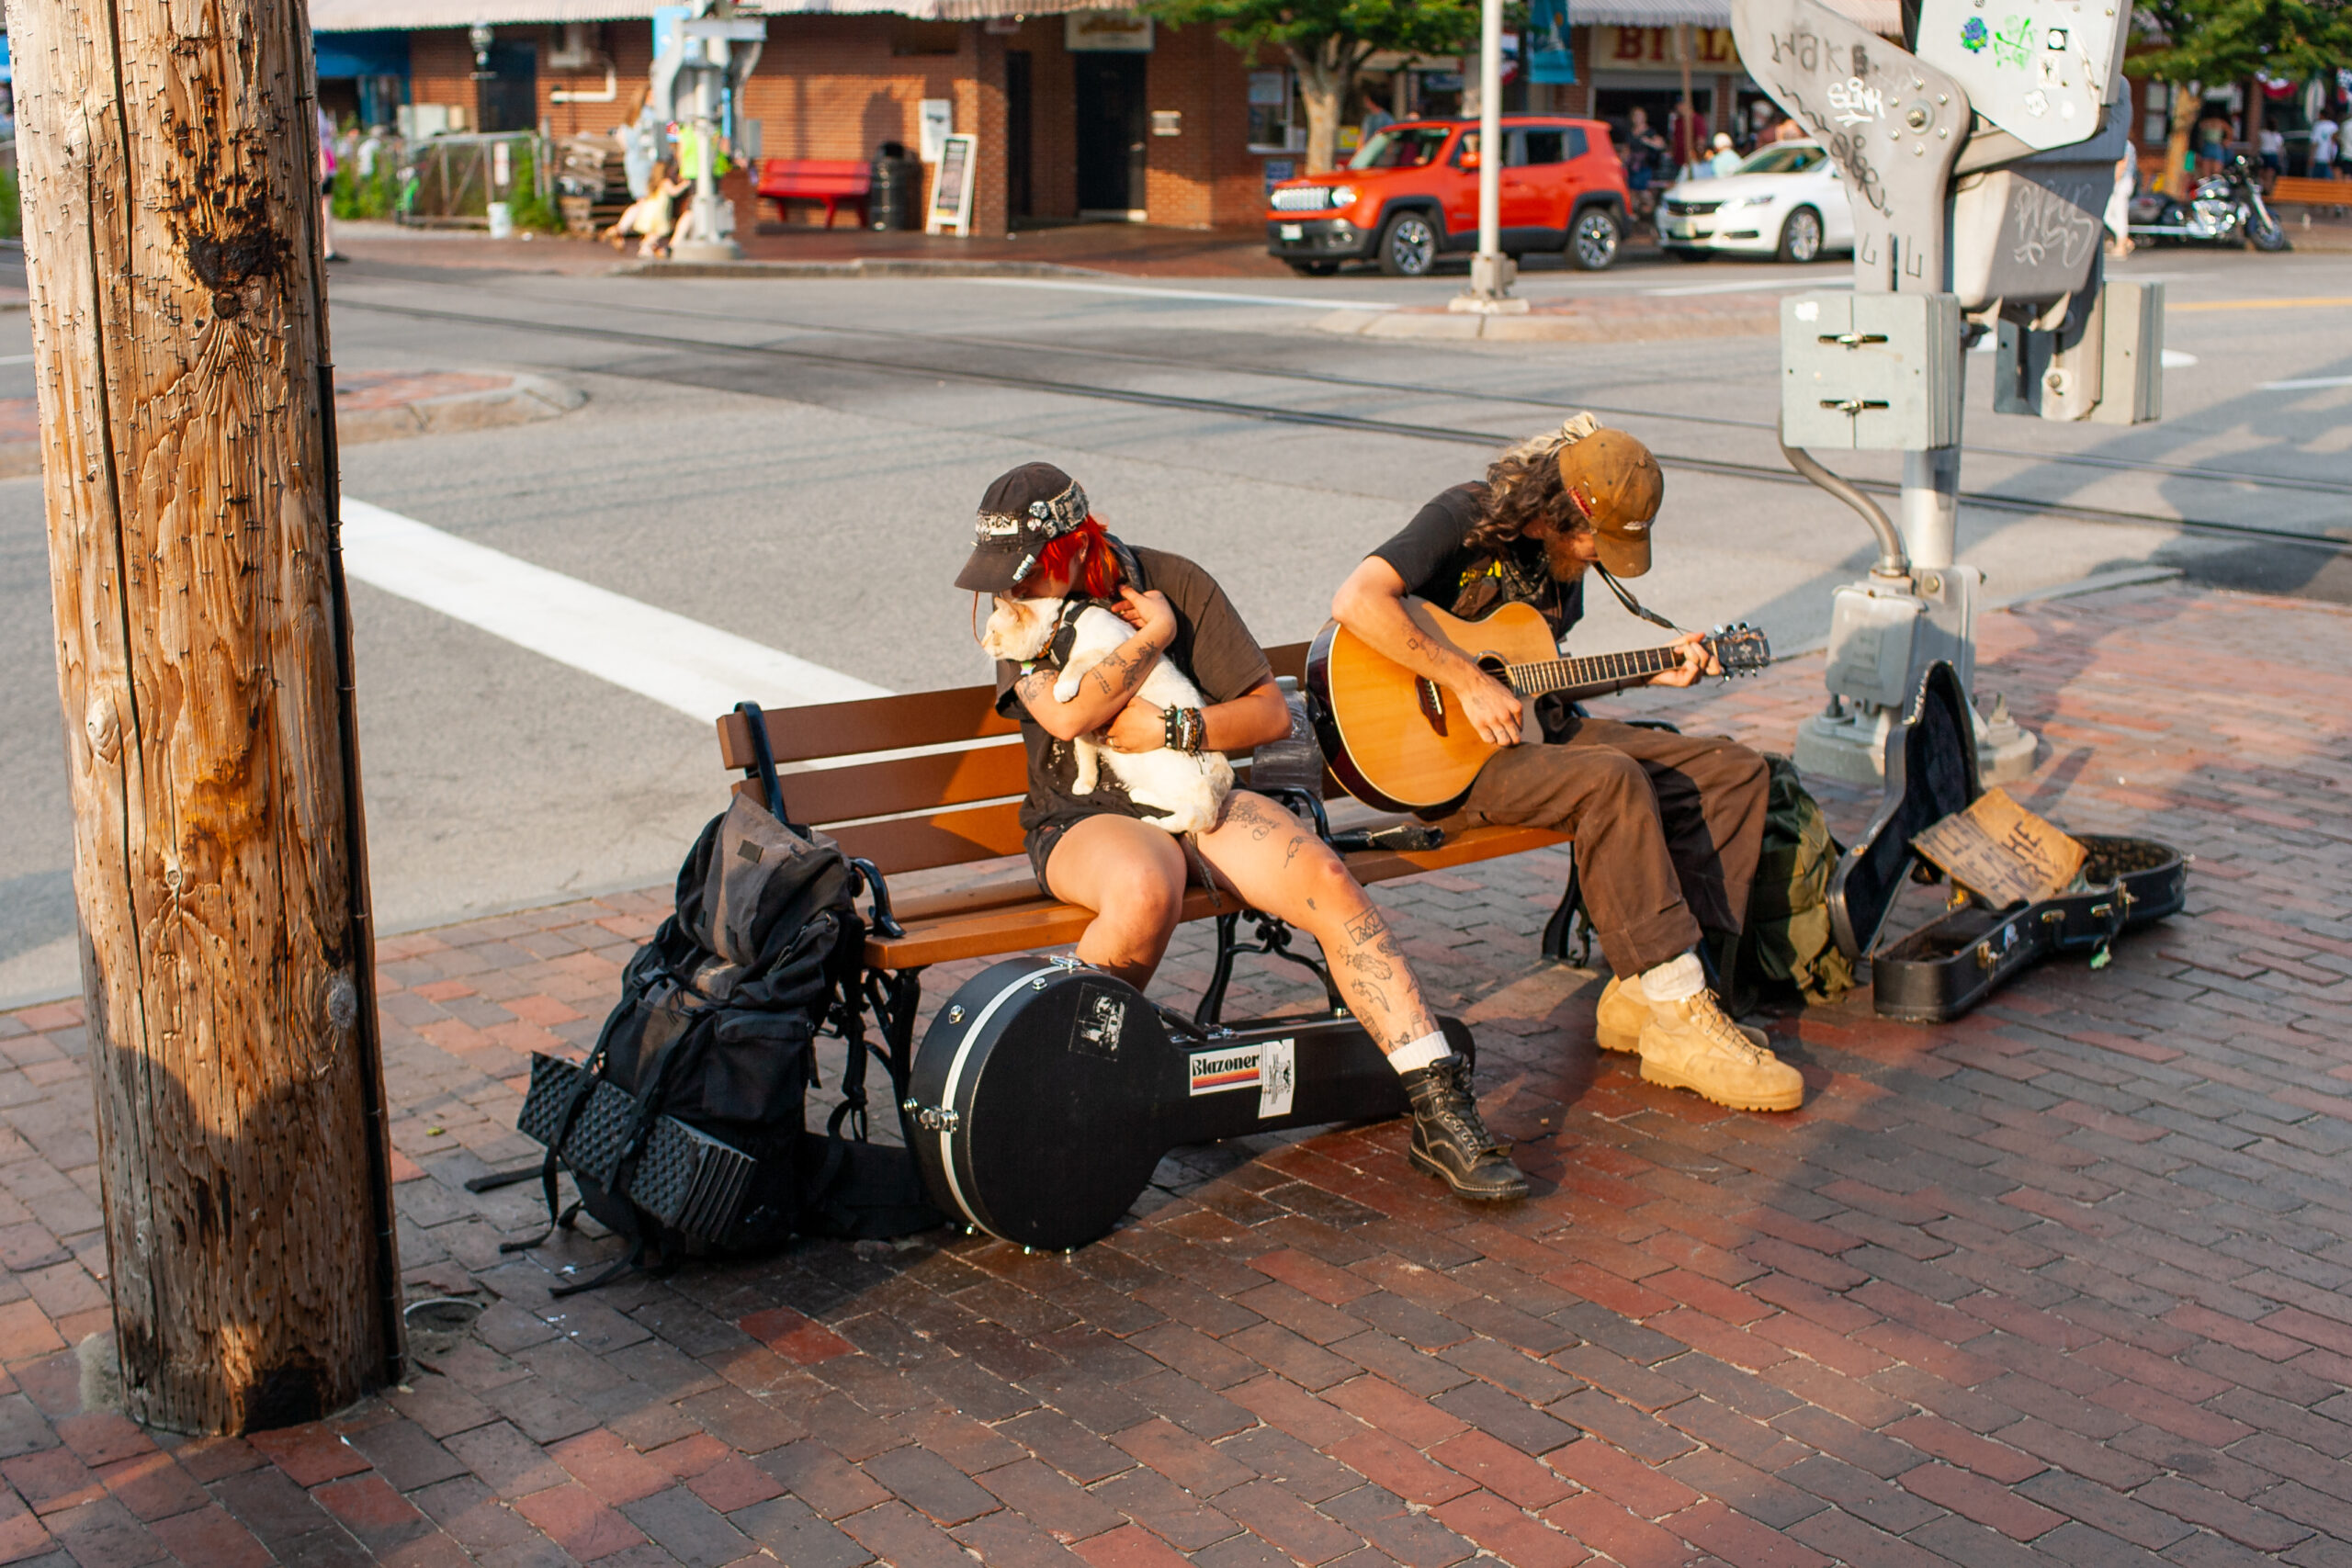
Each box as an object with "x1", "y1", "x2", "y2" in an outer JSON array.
[
  {"x1": 1634, "y1": 990, "x2": 1804, "y2": 1111},
  {"x1": 1595, "y1": 975, "x2": 1769, "y2": 1055}
]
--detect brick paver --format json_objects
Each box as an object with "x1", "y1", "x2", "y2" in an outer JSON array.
[{"x1": 3, "y1": 581, "x2": 2350, "y2": 1565}]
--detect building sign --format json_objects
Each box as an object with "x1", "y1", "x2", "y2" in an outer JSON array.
[
  {"x1": 919, "y1": 98, "x2": 952, "y2": 164},
  {"x1": 1066, "y1": 12, "x2": 1153, "y2": 51},
  {"x1": 1591, "y1": 26, "x2": 1740, "y2": 72},
  {"x1": 927, "y1": 133, "x2": 978, "y2": 234}
]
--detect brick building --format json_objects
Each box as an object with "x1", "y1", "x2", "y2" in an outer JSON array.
[{"x1": 310, "y1": 0, "x2": 1900, "y2": 237}]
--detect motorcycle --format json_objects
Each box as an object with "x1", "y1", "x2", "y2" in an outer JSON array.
[{"x1": 2129, "y1": 156, "x2": 2290, "y2": 251}]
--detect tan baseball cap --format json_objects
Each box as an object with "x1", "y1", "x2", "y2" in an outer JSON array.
[{"x1": 1557, "y1": 428, "x2": 1664, "y2": 577}]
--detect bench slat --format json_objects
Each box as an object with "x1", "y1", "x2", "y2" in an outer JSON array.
[
  {"x1": 829, "y1": 801, "x2": 1029, "y2": 874},
  {"x1": 772, "y1": 741, "x2": 1030, "y2": 826},
  {"x1": 718, "y1": 687, "x2": 1018, "y2": 767},
  {"x1": 716, "y1": 640, "x2": 1314, "y2": 769},
  {"x1": 2268, "y1": 176, "x2": 2348, "y2": 206}
]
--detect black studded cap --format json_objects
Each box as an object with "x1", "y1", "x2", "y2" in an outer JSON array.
[{"x1": 955, "y1": 462, "x2": 1091, "y2": 593}]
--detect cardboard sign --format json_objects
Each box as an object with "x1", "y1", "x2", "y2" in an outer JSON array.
[
  {"x1": 1913, "y1": 788, "x2": 2087, "y2": 908},
  {"x1": 925, "y1": 133, "x2": 978, "y2": 234}
]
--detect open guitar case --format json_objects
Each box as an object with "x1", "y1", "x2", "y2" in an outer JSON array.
[{"x1": 1827, "y1": 662, "x2": 2188, "y2": 1023}]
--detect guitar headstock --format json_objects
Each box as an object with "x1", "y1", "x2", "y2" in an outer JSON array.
[{"x1": 1706, "y1": 623, "x2": 1772, "y2": 676}]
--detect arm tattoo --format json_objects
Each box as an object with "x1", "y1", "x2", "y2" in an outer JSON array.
[
  {"x1": 1014, "y1": 670, "x2": 1057, "y2": 710},
  {"x1": 1088, "y1": 648, "x2": 1147, "y2": 699}
]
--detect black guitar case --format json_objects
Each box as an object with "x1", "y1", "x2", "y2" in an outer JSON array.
[
  {"x1": 903, "y1": 956, "x2": 1470, "y2": 1251},
  {"x1": 1828, "y1": 661, "x2": 2187, "y2": 1022}
]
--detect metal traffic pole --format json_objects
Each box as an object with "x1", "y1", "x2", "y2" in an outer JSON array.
[
  {"x1": 666, "y1": 1, "x2": 765, "y2": 265},
  {"x1": 1731, "y1": 0, "x2": 2147, "y2": 786},
  {"x1": 1453, "y1": 0, "x2": 1525, "y2": 313}
]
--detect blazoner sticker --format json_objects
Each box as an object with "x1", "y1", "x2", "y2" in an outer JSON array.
[{"x1": 1187, "y1": 1039, "x2": 1297, "y2": 1118}]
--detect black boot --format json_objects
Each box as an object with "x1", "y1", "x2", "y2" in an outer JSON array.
[{"x1": 1399, "y1": 1055, "x2": 1529, "y2": 1201}]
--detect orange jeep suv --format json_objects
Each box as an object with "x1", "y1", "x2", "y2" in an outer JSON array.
[{"x1": 1266, "y1": 116, "x2": 1632, "y2": 276}]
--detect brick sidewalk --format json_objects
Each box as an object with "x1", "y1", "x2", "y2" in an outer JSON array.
[{"x1": 3, "y1": 581, "x2": 2349, "y2": 1568}]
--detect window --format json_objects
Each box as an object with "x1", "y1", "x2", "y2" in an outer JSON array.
[
  {"x1": 1516, "y1": 130, "x2": 1564, "y2": 165},
  {"x1": 1459, "y1": 126, "x2": 1587, "y2": 167},
  {"x1": 1737, "y1": 143, "x2": 1826, "y2": 175},
  {"x1": 1248, "y1": 70, "x2": 1303, "y2": 152},
  {"x1": 1349, "y1": 124, "x2": 1451, "y2": 169}
]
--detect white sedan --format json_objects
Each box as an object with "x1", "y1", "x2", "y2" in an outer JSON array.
[{"x1": 1657, "y1": 141, "x2": 1853, "y2": 263}]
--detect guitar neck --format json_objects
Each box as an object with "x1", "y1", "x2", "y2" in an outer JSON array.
[{"x1": 1505, "y1": 641, "x2": 1693, "y2": 699}]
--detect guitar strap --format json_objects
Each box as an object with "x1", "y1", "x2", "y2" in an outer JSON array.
[{"x1": 1592, "y1": 566, "x2": 1682, "y2": 634}]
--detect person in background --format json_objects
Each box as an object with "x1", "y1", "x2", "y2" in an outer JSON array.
[
  {"x1": 2338, "y1": 115, "x2": 2352, "y2": 176},
  {"x1": 603, "y1": 161, "x2": 688, "y2": 256},
  {"x1": 616, "y1": 86, "x2": 659, "y2": 202},
  {"x1": 1770, "y1": 114, "x2": 1807, "y2": 144},
  {"x1": 1359, "y1": 85, "x2": 1396, "y2": 140},
  {"x1": 2258, "y1": 125, "x2": 2285, "y2": 179},
  {"x1": 2193, "y1": 114, "x2": 2229, "y2": 178},
  {"x1": 1668, "y1": 101, "x2": 1707, "y2": 180},
  {"x1": 2312, "y1": 113, "x2": 2340, "y2": 179},
  {"x1": 2104, "y1": 141, "x2": 2136, "y2": 257},
  {"x1": 1622, "y1": 107, "x2": 1668, "y2": 221},
  {"x1": 316, "y1": 105, "x2": 344, "y2": 264},
  {"x1": 1708, "y1": 132, "x2": 1742, "y2": 178}
]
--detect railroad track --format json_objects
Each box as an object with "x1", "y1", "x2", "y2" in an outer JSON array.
[{"x1": 334, "y1": 293, "x2": 2352, "y2": 553}]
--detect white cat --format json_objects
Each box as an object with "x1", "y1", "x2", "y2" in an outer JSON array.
[{"x1": 980, "y1": 596, "x2": 1235, "y2": 836}]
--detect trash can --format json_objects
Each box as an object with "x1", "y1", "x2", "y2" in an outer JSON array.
[{"x1": 869, "y1": 143, "x2": 923, "y2": 231}]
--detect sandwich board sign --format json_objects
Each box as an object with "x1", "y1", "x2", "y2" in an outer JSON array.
[{"x1": 927, "y1": 133, "x2": 979, "y2": 234}]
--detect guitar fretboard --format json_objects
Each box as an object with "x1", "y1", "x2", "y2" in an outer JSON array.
[{"x1": 1505, "y1": 643, "x2": 1688, "y2": 696}]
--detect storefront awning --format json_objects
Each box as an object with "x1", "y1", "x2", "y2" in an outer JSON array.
[
  {"x1": 1569, "y1": 0, "x2": 1900, "y2": 37},
  {"x1": 311, "y1": 0, "x2": 1128, "y2": 28}
]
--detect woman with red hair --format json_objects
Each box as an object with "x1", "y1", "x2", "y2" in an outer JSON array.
[{"x1": 954, "y1": 463, "x2": 1527, "y2": 1201}]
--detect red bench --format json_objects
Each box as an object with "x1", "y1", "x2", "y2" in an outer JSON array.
[{"x1": 757, "y1": 158, "x2": 873, "y2": 229}]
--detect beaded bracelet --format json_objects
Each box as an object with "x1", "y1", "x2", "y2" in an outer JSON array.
[{"x1": 1161, "y1": 705, "x2": 1205, "y2": 754}]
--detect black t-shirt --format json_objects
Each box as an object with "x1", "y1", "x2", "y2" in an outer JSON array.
[
  {"x1": 1371, "y1": 482, "x2": 1585, "y2": 638},
  {"x1": 993, "y1": 547, "x2": 1272, "y2": 840}
]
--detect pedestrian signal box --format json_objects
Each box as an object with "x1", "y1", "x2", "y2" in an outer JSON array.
[{"x1": 1781, "y1": 293, "x2": 1964, "y2": 451}]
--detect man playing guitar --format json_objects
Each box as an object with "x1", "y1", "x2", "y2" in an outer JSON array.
[{"x1": 1329, "y1": 417, "x2": 1804, "y2": 1112}]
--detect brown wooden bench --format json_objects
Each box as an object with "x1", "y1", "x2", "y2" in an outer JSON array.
[
  {"x1": 2267, "y1": 175, "x2": 2349, "y2": 215},
  {"x1": 756, "y1": 158, "x2": 874, "y2": 229},
  {"x1": 712, "y1": 642, "x2": 1579, "y2": 1064}
]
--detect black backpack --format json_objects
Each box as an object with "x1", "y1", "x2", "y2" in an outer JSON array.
[{"x1": 504, "y1": 705, "x2": 940, "y2": 1294}]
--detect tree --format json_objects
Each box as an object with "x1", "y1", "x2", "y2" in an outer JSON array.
[
  {"x1": 2128, "y1": 0, "x2": 2352, "y2": 193},
  {"x1": 1150, "y1": 0, "x2": 1483, "y2": 173}
]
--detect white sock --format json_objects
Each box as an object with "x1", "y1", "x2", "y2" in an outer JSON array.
[
  {"x1": 1387, "y1": 1031, "x2": 1452, "y2": 1075},
  {"x1": 1639, "y1": 952, "x2": 1706, "y2": 1004}
]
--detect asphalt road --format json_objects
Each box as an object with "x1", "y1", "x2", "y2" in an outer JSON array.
[{"x1": 4, "y1": 243, "x2": 2347, "y2": 1005}]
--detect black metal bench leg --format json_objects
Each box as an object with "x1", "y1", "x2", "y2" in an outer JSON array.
[
  {"x1": 1542, "y1": 852, "x2": 1594, "y2": 968},
  {"x1": 875, "y1": 967, "x2": 926, "y2": 1143},
  {"x1": 1195, "y1": 912, "x2": 1243, "y2": 1031}
]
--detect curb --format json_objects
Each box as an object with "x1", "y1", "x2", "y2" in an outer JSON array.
[
  {"x1": 613, "y1": 257, "x2": 1125, "y2": 281},
  {"x1": 0, "y1": 372, "x2": 587, "y2": 480},
  {"x1": 335, "y1": 371, "x2": 586, "y2": 446},
  {"x1": 1318, "y1": 299, "x2": 1781, "y2": 343}
]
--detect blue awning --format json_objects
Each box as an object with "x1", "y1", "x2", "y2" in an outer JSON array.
[{"x1": 314, "y1": 29, "x2": 411, "y2": 78}]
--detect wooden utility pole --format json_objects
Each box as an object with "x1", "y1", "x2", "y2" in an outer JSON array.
[{"x1": 14, "y1": 0, "x2": 403, "y2": 1432}]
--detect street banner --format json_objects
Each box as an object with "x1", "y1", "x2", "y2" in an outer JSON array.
[{"x1": 1530, "y1": 0, "x2": 1575, "y2": 85}]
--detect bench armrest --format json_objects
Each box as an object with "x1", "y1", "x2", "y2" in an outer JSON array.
[{"x1": 848, "y1": 857, "x2": 904, "y2": 940}]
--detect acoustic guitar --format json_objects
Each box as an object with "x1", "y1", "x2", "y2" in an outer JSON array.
[{"x1": 1306, "y1": 600, "x2": 1772, "y2": 814}]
